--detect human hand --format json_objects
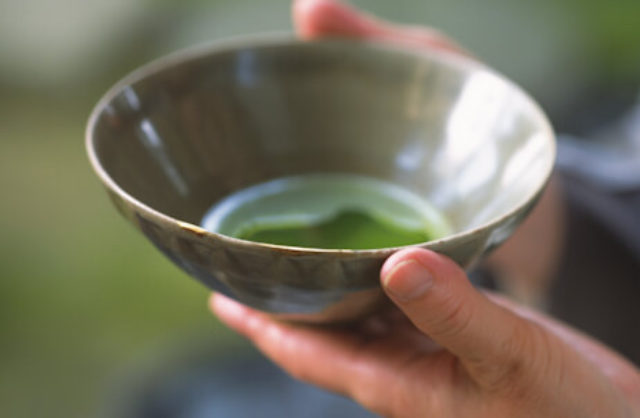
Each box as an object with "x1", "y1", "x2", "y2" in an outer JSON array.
[
  {"x1": 211, "y1": 1, "x2": 640, "y2": 416},
  {"x1": 211, "y1": 247, "x2": 640, "y2": 417}
]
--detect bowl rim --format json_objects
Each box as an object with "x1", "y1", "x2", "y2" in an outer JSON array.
[{"x1": 86, "y1": 32, "x2": 556, "y2": 255}]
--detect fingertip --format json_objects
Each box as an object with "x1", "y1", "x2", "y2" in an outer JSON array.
[
  {"x1": 381, "y1": 248, "x2": 473, "y2": 306},
  {"x1": 208, "y1": 292, "x2": 221, "y2": 310},
  {"x1": 210, "y1": 293, "x2": 257, "y2": 335},
  {"x1": 293, "y1": 0, "x2": 330, "y2": 38},
  {"x1": 293, "y1": 0, "x2": 332, "y2": 22},
  {"x1": 293, "y1": 0, "x2": 378, "y2": 39}
]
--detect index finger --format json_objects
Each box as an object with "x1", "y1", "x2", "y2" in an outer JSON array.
[
  {"x1": 210, "y1": 294, "x2": 440, "y2": 416},
  {"x1": 292, "y1": 0, "x2": 469, "y2": 55}
]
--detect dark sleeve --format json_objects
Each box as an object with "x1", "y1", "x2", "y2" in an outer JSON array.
[{"x1": 548, "y1": 170, "x2": 640, "y2": 366}]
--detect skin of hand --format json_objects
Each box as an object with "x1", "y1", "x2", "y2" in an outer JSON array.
[{"x1": 211, "y1": 1, "x2": 640, "y2": 416}]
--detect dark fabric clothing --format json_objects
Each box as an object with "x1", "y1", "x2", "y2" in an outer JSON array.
[
  {"x1": 549, "y1": 170, "x2": 640, "y2": 365},
  {"x1": 110, "y1": 348, "x2": 376, "y2": 418}
]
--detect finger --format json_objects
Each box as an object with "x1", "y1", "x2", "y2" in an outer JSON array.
[
  {"x1": 380, "y1": 248, "x2": 535, "y2": 385},
  {"x1": 210, "y1": 293, "x2": 436, "y2": 415},
  {"x1": 488, "y1": 293, "x2": 640, "y2": 401},
  {"x1": 292, "y1": 0, "x2": 468, "y2": 55},
  {"x1": 293, "y1": 0, "x2": 383, "y2": 39}
]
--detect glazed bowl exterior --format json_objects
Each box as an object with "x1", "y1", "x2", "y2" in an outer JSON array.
[{"x1": 86, "y1": 35, "x2": 555, "y2": 323}]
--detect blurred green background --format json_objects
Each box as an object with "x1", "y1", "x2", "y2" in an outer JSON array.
[{"x1": 1, "y1": 0, "x2": 638, "y2": 417}]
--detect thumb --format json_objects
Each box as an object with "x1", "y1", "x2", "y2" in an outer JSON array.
[
  {"x1": 292, "y1": 0, "x2": 467, "y2": 55},
  {"x1": 381, "y1": 248, "x2": 535, "y2": 386}
]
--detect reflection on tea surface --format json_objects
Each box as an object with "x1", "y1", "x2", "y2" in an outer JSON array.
[
  {"x1": 202, "y1": 174, "x2": 451, "y2": 250},
  {"x1": 237, "y1": 209, "x2": 431, "y2": 249}
]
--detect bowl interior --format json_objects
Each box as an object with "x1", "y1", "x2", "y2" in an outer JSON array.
[{"x1": 90, "y1": 38, "x2": 554, "y2": 239}]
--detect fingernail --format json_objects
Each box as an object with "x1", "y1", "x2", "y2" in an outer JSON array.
[{"x1": 382, "y1": 259, "x2": 434, "y2": 302}]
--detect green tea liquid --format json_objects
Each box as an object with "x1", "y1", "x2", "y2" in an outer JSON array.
[
  {"x1": 201, "y1": 174, "x2": 451, "y2": 250},
  {"x1": 238, "y1": 209, "x2": 430, "y2": 249}
]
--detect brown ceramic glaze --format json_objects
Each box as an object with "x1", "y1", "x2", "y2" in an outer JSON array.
[{"x1": 86, "y1": 35, "x2": 555, "y2": 323}]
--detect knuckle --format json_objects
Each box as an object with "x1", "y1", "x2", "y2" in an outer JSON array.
[
  {"x1": 389, "y1": 384, "x2": 422, "y2": 417},
  {"x1": 428, "y1": 291, "x2": 474, "y2": 339},
  {"x1": 476, "y1": 320, "x2": 557, "y2": 399},
  {"x1": 347, "y1": 367, "x2": 393, "y2": 416},
  {"x1": 471, "y1": 321, "x2": 530, "y2": 391}
]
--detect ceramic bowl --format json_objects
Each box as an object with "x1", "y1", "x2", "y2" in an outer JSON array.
[{"x1": 86, "y1": 35, "x2": 555, "y2": 323}]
